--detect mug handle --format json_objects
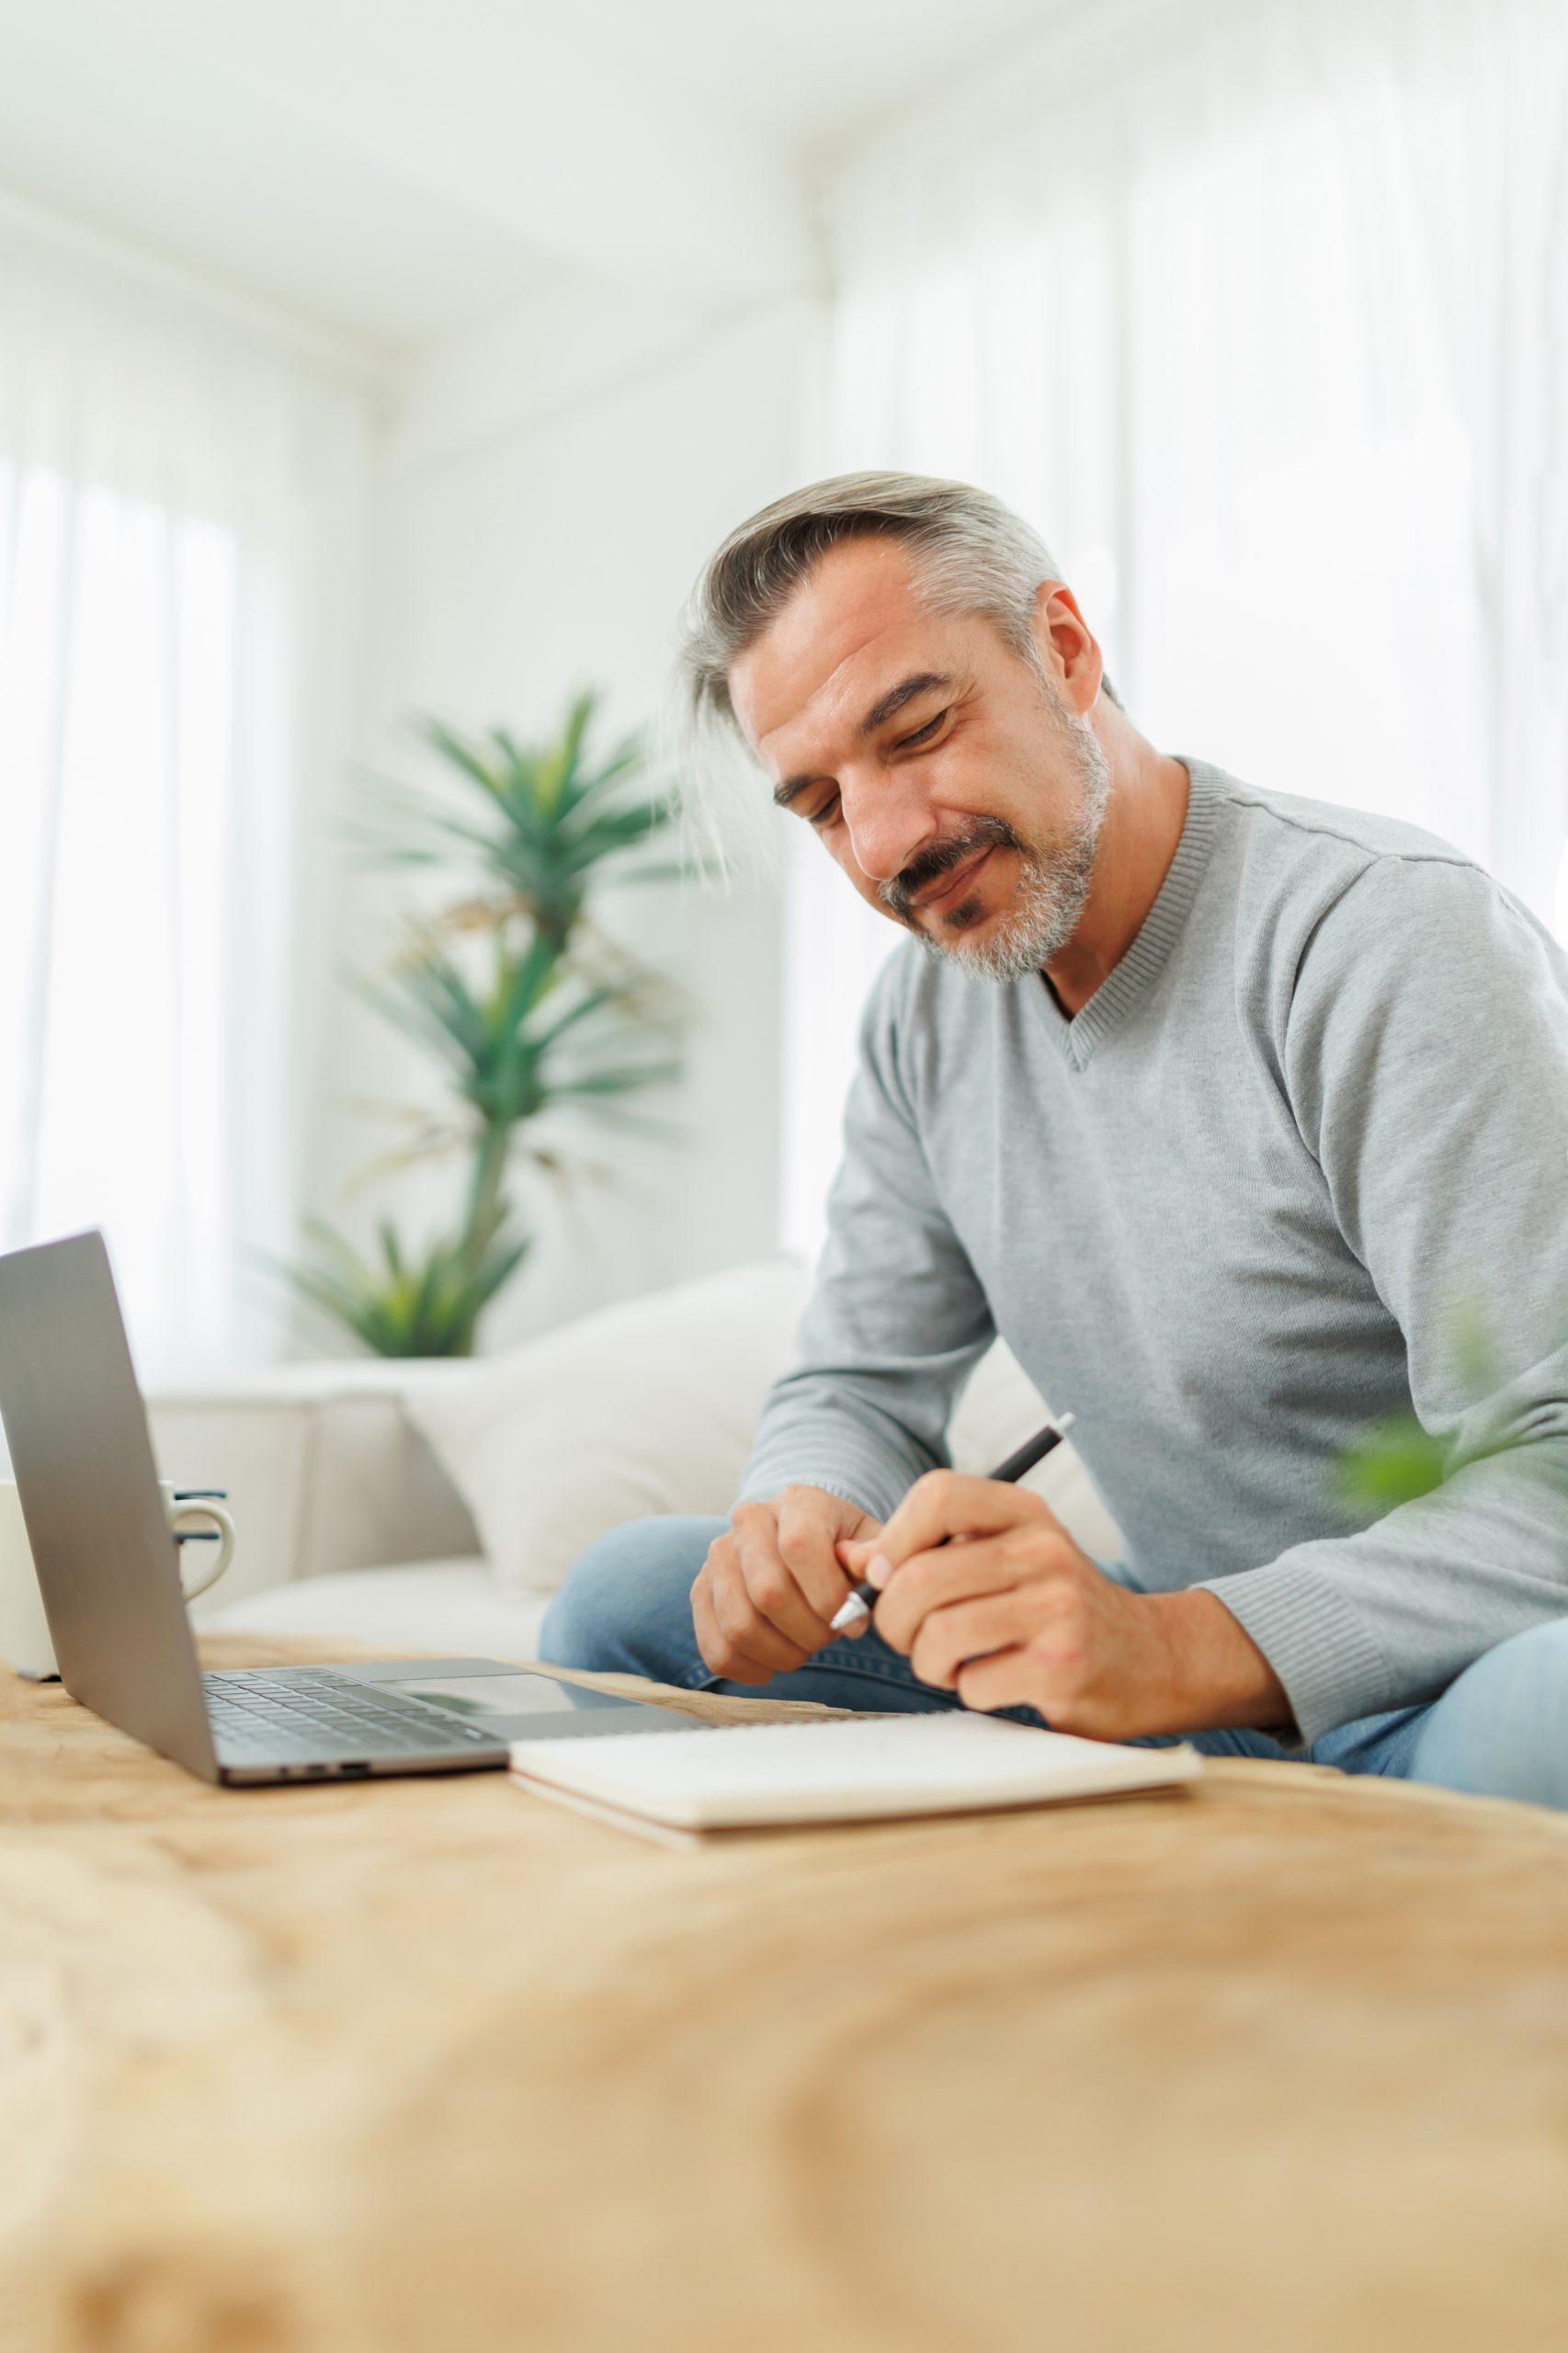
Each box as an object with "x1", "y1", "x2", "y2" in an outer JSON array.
[{"x1": 170, "y1": 1500, "x2": 236, "y2": 1601}]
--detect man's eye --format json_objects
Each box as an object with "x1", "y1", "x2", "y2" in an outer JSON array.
[
  {"x1": 898, "y1": 710, "x2": 948, "y2": 749},
  {"x1": 807, "y1": 797, "x2": 840, "y2": 829}
]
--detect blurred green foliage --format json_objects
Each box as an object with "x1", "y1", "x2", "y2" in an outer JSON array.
[
  {"x1": 1334, "y1": 1414, "x2": 1452, "y2": 1511},
  {"x1": 1332, "y1": 1300, "x2": 1510, "y2": 1514}
]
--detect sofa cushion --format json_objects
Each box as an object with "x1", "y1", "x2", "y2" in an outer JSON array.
[
  {"x1": 948, "y1": 1339, "x2": 1124, "y2": 1563},
  {"x1": 405, "y1": 1261, "x2": 812, "y2": 1597},
  {"x1": 210, "y1": 1559, "x2": 551, "y2": 1661}
]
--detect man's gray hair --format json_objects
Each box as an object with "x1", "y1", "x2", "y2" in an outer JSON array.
[{"x1": 678, "y1": 470, "x2": 1119, "y2": 732}]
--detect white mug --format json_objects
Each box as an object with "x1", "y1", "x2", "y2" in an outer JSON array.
[{"x1": 0, "y1": 1479, "x2": 236, "y2": 1680}]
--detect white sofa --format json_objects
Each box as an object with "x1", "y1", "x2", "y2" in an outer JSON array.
[
  {"x1": 148, "y1": 1267, "x2": 1122, "y2": 1665},
  {"x1": 147, "y1": 1357, "x2": 557, "y2": 1656}
]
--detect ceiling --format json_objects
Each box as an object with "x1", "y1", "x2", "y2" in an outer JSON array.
[{"x1": 0, "y1": 0, "x2": 1067, "y2": 357}]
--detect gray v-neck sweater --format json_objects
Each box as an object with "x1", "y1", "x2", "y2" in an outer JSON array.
[{"x1": 741, "y1": 758, "x2": 1568, "y2": 1744}]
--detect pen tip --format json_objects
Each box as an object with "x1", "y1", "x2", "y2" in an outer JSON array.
[{"x1": 1057, "y1": 1411, "x2": 1076, "y2": 1433}]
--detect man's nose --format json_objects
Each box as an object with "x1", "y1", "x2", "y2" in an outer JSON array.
[{"x1": 840, "y1": 771, "x2": 938, "y2": 887}]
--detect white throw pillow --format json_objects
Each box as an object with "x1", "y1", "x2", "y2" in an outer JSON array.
[
  {"x1": 406, "y1": 1260, "x2": 812, "y2": 1597},
  {"x1": 949, "y1": 1338, "x2": 1124, "y2": 1565}
]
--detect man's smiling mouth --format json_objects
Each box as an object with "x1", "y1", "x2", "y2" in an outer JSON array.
[{"x1": 915, "y1": 846, "x2": 995, "y2": 914}]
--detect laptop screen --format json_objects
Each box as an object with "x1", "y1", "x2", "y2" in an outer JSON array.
[{"x1": 0, "y1": 1230, "x2": 218, "y2": 1777}]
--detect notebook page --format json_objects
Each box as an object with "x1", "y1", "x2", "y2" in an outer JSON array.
[{"x1": 510, "y1": 1712, "x2": 1202, "y2": 1830}]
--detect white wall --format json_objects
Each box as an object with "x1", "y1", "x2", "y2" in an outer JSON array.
[{"x1": 303, "y1": 288, "x2": 815, "y2": 1350}]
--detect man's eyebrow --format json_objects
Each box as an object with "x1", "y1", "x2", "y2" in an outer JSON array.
[
  {"x1": 772, "y1": 774, "x2": 818, "y2": 812},
  {"x1": 859, "y1": 671, "x2": 954, "y2": 735},
  {"x1": 771, "y1": 672, "x2": 956, "y2": 811}
]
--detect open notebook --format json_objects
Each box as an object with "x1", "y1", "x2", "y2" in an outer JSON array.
[{"x1": 509, "y1": 1712, "x2": 1204, "y2": 1848}]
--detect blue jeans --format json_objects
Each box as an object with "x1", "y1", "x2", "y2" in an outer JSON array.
[{"x1": 540, "y1": 1515, "x2": 1568, "y2": 1810}]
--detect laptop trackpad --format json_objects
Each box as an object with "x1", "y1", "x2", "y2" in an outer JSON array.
[{"x1": 340, "y1": 1660, "x2": 708, "y2": 1740}]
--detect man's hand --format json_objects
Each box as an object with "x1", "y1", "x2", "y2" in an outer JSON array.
[
  {"x1": 691, "y1": 1485, "x2": 881, "y2": 1686},
  {"x1": 840, "y1": 1471, "x2": 1288, "y2": 1739}
]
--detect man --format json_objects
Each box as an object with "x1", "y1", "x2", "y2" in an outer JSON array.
[{"x1": 542, "y1": 472, "x2": 1568, "y2": 1807}]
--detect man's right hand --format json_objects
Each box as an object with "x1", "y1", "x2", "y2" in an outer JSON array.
[{"x1": 690, "y1": 1485, "x2": 882, "y2": 1685}]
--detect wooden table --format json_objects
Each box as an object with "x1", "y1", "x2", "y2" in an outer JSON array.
[{"x1": 4, "y1": 1638, "x2": 1568, "y2": 2353}]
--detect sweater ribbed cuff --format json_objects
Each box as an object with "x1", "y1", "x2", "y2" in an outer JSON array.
[
  {"x1": 735, "y1": 1441, "x2": 916, "y2": 1529},
  {"x1": 1193, "y1": 1553, "x2": 1393, "y2": 1748}
]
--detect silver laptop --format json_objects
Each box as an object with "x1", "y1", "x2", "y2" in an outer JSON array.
[{"x1": 0, "y1": 1229, "x2": 698, "y2": 1785}]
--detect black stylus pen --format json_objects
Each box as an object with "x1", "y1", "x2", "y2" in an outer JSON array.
[{"x1": 828, "y1": 1411, "x2": 1077, "y2": 1634}]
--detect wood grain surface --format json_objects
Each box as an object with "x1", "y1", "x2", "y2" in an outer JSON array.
[{"x1": 3, "y1": 1637, "x2": 1568, "y2": 2353}]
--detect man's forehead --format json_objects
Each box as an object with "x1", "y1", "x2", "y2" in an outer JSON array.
[{"x1": 730, "y1": 539, "x2": 939, "y2": 761}]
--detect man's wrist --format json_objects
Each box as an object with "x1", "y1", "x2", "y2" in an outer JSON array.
[{"x1": 1147, "y1": 1588, "x2": 1291, "y2": 1733}]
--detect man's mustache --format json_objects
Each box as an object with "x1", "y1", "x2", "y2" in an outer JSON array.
[{"x1": 880, "y1": 816, "x2": 1026, "y2": 920}]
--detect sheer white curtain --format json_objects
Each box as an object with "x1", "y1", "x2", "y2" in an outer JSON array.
[
  {"x1": 0, "y1": 216, "x2": 373, "y2": 1384},
  {"x1": 785, "y1": 0, "x2": 1568, "y2": 1255}
]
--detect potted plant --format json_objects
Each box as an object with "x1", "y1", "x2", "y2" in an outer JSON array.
[{"x1": 281, "y1": 691, "x2": 685, "y2": 1356}]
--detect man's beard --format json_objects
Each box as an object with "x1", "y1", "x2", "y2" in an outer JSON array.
[{"x1": 880, "y1": 709, "x2": 1111, "y2": 983}]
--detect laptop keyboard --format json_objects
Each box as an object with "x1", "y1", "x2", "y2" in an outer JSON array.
[{"x1": 203, "y1": 1667, "x2": 503, "y2": 1767}]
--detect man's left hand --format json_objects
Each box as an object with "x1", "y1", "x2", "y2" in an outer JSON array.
[{"x1": 837, "y1": 1472, "x2": 1289, "y2": 1740}]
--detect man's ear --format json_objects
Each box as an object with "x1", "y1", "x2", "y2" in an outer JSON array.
[{"x1": 1031, "y1": 581, "x2": 1104, "y2": 718}]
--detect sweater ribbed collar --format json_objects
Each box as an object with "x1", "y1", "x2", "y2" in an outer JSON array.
[{"x1": 1028, "y1": 756, "x2": 1221, "y2": 1070}]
